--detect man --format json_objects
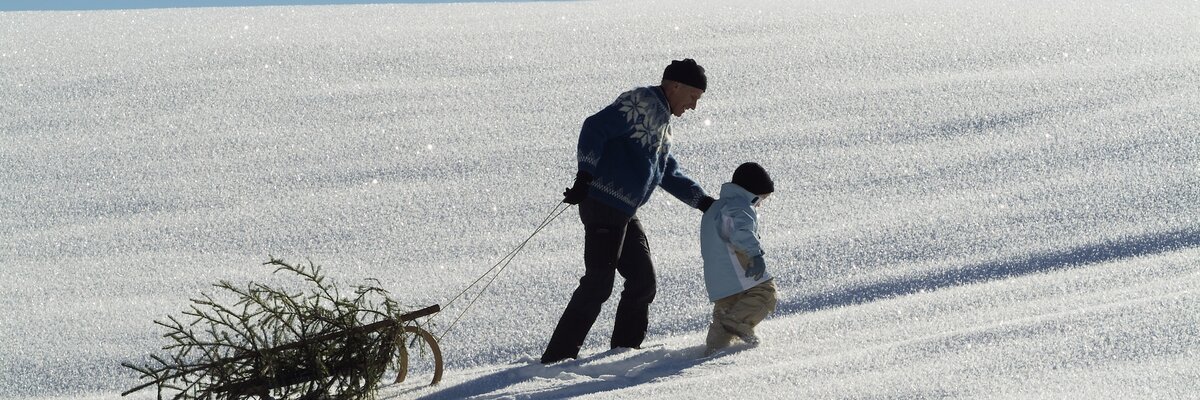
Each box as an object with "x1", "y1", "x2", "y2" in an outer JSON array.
[{"x1": 541, "y1": 59, "x2": 716, "y2": 364}]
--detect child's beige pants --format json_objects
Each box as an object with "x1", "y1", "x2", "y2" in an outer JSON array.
[{"x1": 706, "y1": 280, "x2": 777, "y2": 353}]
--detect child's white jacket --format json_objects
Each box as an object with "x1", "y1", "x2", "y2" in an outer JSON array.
[{"x1": 700, "y1": 182, "x2": 774, "y2": 302}]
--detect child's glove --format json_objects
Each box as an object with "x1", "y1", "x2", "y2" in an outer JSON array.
[{"x1": 745, "y1": 255, "x2": 766, "y2": 280}]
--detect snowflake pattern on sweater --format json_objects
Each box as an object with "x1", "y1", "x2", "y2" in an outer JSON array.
[
  {"x1": 619, "y1": 91, "x2": 672, "y2": 154},
  {"x1": 575, "y1": 86, "x2": 707, "y2": 216}
]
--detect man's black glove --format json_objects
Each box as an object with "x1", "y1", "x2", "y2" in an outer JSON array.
[
  {"x1": 697, "y1": 196, "x2": 715, "y2": 212},
  {"x1": 562, "y1": 171, "x2": 593, "y2": 205}
]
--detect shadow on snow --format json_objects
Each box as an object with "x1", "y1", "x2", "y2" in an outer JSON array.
[
  {"x1": 782, "y1": 227, "x2": 1200, "y2": 314},
  {"x1": 408, "y1": 344, "x2": 744, "y2": 400},
  {"x1": 401, "y1": 228, "x2": 1199, "y2": 399}
]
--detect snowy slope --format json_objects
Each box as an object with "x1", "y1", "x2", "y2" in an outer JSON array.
[{"x1": 1, "y1": 0, "x2": 1198, "y2": 399}]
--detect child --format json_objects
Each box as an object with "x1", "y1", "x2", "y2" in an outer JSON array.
[{"x1": 700, "y1": 162, "x2": 778, "y2": 355}]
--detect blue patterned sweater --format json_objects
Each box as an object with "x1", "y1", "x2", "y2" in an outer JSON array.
[{"x1": 577, "y1": 86, "x2": 708, "y2": 216}]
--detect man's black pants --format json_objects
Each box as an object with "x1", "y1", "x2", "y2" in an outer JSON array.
[{"x1": 541, "y1": 198, "x2": 656, "y2": 363}]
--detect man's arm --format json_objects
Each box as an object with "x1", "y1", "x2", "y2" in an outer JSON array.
[
  {"x1": 576, "y1": 101, "x2": 627, "y2": 176},
  {"x1": 660, "y1": 154, "x2": 714, "y2": 210}
]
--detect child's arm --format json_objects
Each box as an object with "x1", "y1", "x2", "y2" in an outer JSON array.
[{"x1": 724, "y1": 208, "x2": 764, "y2": 258}]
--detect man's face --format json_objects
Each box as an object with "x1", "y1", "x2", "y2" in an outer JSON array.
[{"x1": 667, "y1": 83, "x2": 704, "y2": 117}]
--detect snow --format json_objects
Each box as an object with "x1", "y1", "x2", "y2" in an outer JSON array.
[{"x1": 2, "y1": 0, "x2": 1199, "y2": 399}]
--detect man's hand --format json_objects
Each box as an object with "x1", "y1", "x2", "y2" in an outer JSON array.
[
  {"x1": 745, "y1": 255, "x2": 766, "y2": 280},
  {"x1": 562, "y1": 171, "x2": 593, "y2": 205},
  {"x1": 697, "y1": 196, "x2": 715, "y2": 212}
]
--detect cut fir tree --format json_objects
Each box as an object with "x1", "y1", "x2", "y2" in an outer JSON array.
[{"x1": 121, "y1": 257, "x2": 442, "y2": 400}]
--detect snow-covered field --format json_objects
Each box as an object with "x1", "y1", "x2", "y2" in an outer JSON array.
[{"x1": 2, "y1": 0, "x2": 1199, "y2": 398}]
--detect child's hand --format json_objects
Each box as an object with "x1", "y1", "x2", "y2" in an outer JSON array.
[{"x1": 745, "y1": 255, "x2": 766, "y2": 280}]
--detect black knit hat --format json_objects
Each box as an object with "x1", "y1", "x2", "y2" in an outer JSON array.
[
  {"x1": 732, "y1": 162, "x2": 774, "y2": 195},
  {"x1": 662, "y1": 59, "x2": 707, "y2": 91}
]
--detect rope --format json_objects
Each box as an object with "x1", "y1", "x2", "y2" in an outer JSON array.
[{"x1": 432, "y1": 201, "x2": 573, "y2": 341}]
